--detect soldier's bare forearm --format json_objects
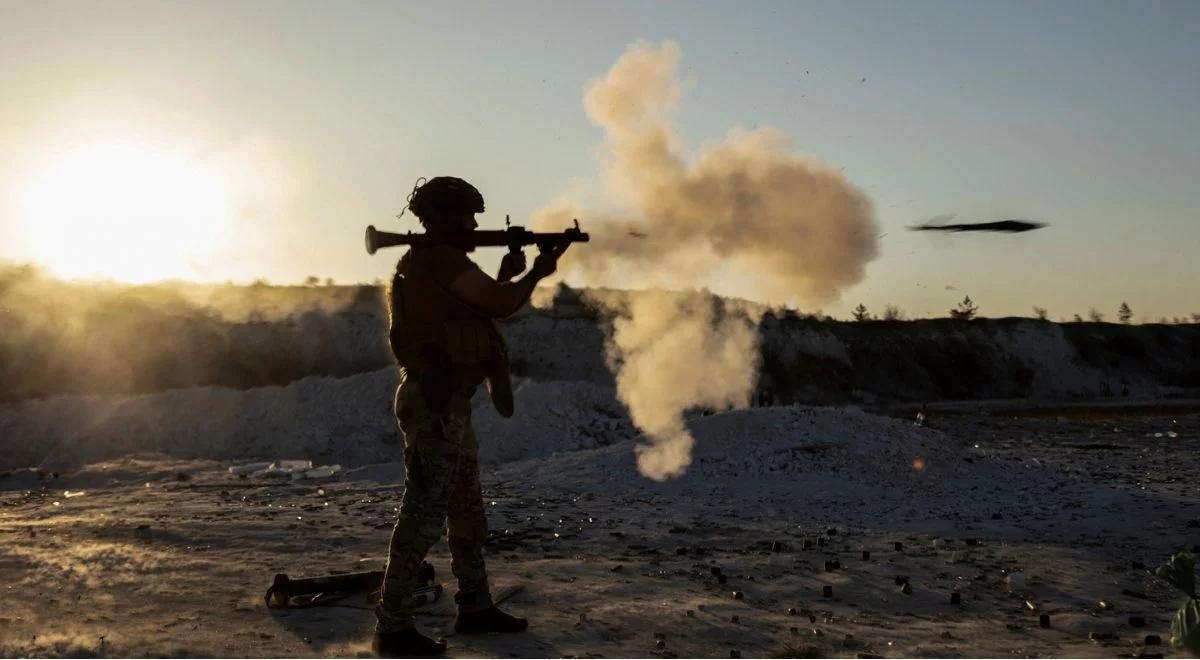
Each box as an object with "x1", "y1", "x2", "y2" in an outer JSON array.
[
  {"x1": 447, "y1": 261, "x2": 552, "y2": 318},
  {"x1": 491, "y1": 272, "x2": 541, "y2": 318}
]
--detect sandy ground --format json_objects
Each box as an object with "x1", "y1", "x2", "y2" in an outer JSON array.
[{"x1": 1, "y1": 408, "x2": 1197, "y2": 658}]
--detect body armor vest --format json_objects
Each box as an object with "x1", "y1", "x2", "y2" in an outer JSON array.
[{"x1": 388, "y1": 251, "x2": 514, "y2": 417}]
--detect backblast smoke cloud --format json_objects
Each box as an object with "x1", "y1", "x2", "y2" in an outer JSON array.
[{"x1": 534, "y1": 41, "x2": 880, "y2": 480}]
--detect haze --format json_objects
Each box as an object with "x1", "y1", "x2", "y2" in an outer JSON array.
[{"x1": 1, "y1": 0, "x2": 1198, "y2": 320}]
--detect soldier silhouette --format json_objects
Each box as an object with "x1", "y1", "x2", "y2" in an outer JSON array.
[{"x1": 374, "y1": 176, "x2": 569, "y2": 657}]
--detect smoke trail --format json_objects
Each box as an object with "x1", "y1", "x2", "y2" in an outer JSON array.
[{"x1": 534, "y1": 41, "x2": 879, "y2": 480}]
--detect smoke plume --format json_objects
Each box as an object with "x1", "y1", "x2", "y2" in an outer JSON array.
[
  {"x1": 534, "y1": 41, "x2": 879, "y2": 480},
  {"x1": 607, "y1": 289, "x2": 759, "y2": 480}
]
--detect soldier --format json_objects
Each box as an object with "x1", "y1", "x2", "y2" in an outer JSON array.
[{"x1": 374, "y1": 176, "x2": 569, "y2": 657}]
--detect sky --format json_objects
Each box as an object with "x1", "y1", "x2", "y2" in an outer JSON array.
[{"x1": 1, "y1": 0, "x2": 1198, "y2": 320}]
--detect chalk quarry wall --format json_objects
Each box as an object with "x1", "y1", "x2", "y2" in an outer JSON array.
[
  {"x1": 753, "y1": 315, "x2": 1200, "y2": 404},
  {"x1": 2, "y1": 281, "x2": 1197, "y2": 404},
  {"x1": 512, "y1": 311, "x2": 1200, "y2": 404}
]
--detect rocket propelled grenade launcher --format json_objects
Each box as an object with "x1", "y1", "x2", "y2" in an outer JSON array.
[{"x1": 365, "y1": 217, "x2": 589, "y2": 255}]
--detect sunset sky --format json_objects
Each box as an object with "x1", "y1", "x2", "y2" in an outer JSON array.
[{"x1": 2, "y1": 0, "x2": 1197, "y2": 320}]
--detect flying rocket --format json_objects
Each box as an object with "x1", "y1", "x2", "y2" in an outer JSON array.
[{"x1": 908, "y1": 219, "x2": 1047, "y2": 233}]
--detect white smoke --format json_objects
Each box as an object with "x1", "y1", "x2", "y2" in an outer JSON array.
[{"x1": 535, "y1": 41, "x2": 879, "y2": 480}]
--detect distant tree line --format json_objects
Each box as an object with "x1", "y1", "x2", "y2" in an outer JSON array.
[{"x1": 846, "y1": 296, "x2": 1199, "y2": 324}]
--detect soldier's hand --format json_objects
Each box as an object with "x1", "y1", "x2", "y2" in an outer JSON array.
[
  {"x1": 530, "y1": 240, "x2": 570, "y2": 279},
  {"x1": 498, "y1": 248, "x2": 527, "y2": 282}
]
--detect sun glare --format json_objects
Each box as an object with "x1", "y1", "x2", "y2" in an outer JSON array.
[{"x1": 16, "y1": 138, "x2": 236, "y2": 282}]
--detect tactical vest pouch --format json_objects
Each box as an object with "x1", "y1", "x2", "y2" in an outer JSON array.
[
  {"x1": 444, "y1": 319, "x2": 498, "y2": 366},
  {"x1": 388, "y1": 275, "x2": 428, "y2": 371},
  {"x1": 485, "y1": 352, "x2": 514, "y2": 418},
  {"x1": 445, "y1": 319, "x2": 515, "y2": 418}
]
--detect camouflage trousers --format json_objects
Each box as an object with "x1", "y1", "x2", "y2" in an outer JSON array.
[{"x1": 376, "y1": 376, "x2": 492, "y2": 633}]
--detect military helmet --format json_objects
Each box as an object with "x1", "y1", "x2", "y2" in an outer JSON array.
[{"x1": 406, "y1": 176, "x2": 485, "y2": 224}]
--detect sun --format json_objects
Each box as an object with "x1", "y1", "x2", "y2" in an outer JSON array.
[{"x1": 15, "y1": 137, "x2": 236, "y2": 282}]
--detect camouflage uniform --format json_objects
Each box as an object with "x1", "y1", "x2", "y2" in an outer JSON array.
[{"x1": 375, "y1": 372, "x2": 493, "y2": 632}]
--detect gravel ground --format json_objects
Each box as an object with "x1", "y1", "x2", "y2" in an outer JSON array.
[{"x1": 1, "y1": 407, "x2": 1196, "y2": 658}]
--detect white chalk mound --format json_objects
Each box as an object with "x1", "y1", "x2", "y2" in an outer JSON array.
[
  {"x1": 0, "y1": 369, "x2": 633, "y2": 473},
  {"x1": 495, "y1": 405, "x2": 1064, "y2": 528},
  {"x1": 473, "y1": 379, "x2": 633, "y2": 465}
]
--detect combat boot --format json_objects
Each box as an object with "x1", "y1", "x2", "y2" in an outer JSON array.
[
  {"x1": 454, "y1": 605, "x2": 528, "y2": 634},
  {"x1": 372, "y1": 627, "x2": 447, "y2": 658}
]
